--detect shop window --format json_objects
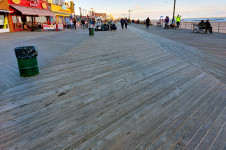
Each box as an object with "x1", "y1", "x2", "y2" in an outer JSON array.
[
  {"x1": 50, "y1": 16, "x2": 56, "y2": 24},
  {"x1": 12, "y1": 15, "x2": 22, "y2": 29},
  {"x1": 26, "y1": 16, "x2": 32, "y2": 22},
  {"x1": 0, "y1": 15, "x2": 5, "y2": 29},
  {"x1": 35, "y1": 16, "x2": 47, "y2": 23},
  {"x1": 64, "y1": 17, "x2": 70, "y2": 25},
  {"x1": 0, "y1": 14, "x2": 9, "y2": 29}
]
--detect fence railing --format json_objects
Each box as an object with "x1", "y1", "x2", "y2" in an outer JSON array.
[{"x1": 150, "y1": 21, "x2": 226, "y2": 34}]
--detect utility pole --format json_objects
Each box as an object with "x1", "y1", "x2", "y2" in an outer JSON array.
[
  {"x1": 128, "y1": 9, "x2": 132, "y2": 20},
  {"x1": 90, "y1": 8, "x2": 94, "y2": 17},
  {"x1": 79, "y1": 7, "x2": 82, "y2": 18},
  {"x1": 172, "y1": 0, "x2": 176, "y2": 23}
]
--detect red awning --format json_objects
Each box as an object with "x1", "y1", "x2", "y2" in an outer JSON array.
[{"x1": 10, "y1": 4, "x2": 55, "y2": 16}]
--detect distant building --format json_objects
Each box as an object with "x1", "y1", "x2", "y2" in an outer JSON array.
[
  {"x1": 49, "y1": 1, "x2": 74, "y2": 26},
  {"x1": 94, "y1": 13, "x2": 107, "y2": 18}
]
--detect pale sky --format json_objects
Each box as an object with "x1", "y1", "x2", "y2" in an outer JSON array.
[{"x1": 67, "y1": 0, "x2": 226, "y2": 20}]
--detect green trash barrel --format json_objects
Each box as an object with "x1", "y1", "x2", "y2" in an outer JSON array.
[
  {"x1": 89, "y1": 28, "x2": 94, "y2": 36},
  {"x1": 14, "y1": 46, "x2": 39, "y2": 77}
]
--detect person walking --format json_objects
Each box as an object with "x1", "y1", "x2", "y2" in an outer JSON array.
[
  {"x1": 73, "y1": 18, "x2": 76, "y2": 30},
  {"x1": 120, "y1": 18, "x2": 125, "y2": 30},
  {"x1": 175, "y1": 15, "x2": 181, "y2": 28},
  {"x1": 90, "y1": 19, "x2": 94, "y2": 28},
  {"x1": 81, "y1": 19, "x2": 85, "y2": 29},
  {"x1": 70, "y1": 19, "x2": 74, "y2": 30},
  {"x1": 125, "y1": 18, "x2": 128, "y2": 30},
  {"x1": 146, "y1": 17, "x2": 150, "y2": 29}
]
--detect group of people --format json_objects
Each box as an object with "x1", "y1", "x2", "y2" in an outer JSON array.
[
  {"x1": 165, "y1": 15, "x2": 181, "y2": 29},
  {"x1": 120, "y1": 18, "x2": 128, "y2": 30},
  {"x1": 24, "y1": 22, "x2": 45, "y2": 31},
  {"x1": 144, "y1": 15, "x2": 181, "y2": 30},
  {"x1": 144, "y1": 15, "x2": 212, "y2": 34},
  {"x1": 69, "y1": 18, "x2": 77, "y2": 30},
  {"x1": 68, "y1": 18, "x2": 98, "y2": 30},
  {"x1": 198, "y1": 20, "x2": 213, "y2": 33}
]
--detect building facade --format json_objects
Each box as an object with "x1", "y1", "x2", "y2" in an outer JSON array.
[
  {"x1": 8, "y1": 0, "x2": 55, "y2": 31},
  {"x1": 49, "y1": 1, "x2": 74, "y2": 28}
]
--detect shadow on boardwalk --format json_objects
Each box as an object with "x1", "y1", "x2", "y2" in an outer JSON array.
[{"x1": 0, "y1": 26, "x2": 225, "y2": 150}]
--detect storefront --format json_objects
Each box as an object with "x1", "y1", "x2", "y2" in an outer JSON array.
[
  {"x1": 50, "y1": 2, "x2": 74, "y2": 29},
  {"x1": 8, "y1": 0, "x2": 55, "y2": 31},
  {"x1": 0, "y1": 10, "x2": 11, "y2": 33},
  {"x1": 0, "y1": 0, "x2": 13, "y2": 33}
]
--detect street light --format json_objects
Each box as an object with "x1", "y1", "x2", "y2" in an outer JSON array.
[
  {"x1": 172, "y1": 0, "x2": 176, "y2": 23},
  {"x1": 79, "y1": 7, "x2": 82, "y2": 17},
  {"x1": 128, "y1": 9, "x2": 132, "y2": 20}
]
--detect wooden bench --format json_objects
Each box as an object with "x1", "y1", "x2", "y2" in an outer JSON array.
[{"x1": 193, "y1": 23, "x2": 205, "y2": 33}]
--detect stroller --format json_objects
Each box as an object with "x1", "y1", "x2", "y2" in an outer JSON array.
[
  {"x1": 95, "y1": 25, "x2": 102, "y2": 31},
  {"x1": 110, "y1": 23, "x2": 117, "y2": 31},
  {"x1": 164, "y1": 24, "x2": 170, "y2": 29}
]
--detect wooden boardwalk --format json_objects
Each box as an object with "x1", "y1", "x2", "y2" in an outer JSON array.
[{"x1": 0, "y1": 26, "x2": 225, "y2": 150}]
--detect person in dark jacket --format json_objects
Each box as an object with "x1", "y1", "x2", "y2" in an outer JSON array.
[
  {"x1": 120, "y1": 18, "x2": 125, "y2": 29},
  {"x1": 73, "y1": 18, "x2": 76, "y2": 29},
  {"x1": 205, "y1": 19, "x2": 213, "y2": 33},
  {"x1": 125, "y1": 18, "x2": 128, "y2": 30},
  {"x1": 198, "y1": 20, "x2": 205, "y2": 29},
  {"x1": 146, "y1": 17, "x2": 150, "y2": 29},
  {"x1": 81, "y1": 19, "x2": 85, "y2": 29},
  {"x1": 164, "y1": 16, "x2": 169, "y2": 29}
]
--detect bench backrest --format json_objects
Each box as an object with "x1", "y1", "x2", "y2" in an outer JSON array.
[{"x1": 193, "y1": 23, "x2": 199, "y2": 26}]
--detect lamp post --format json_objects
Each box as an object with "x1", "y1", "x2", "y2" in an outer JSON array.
[
  {"x1": 128, "y1": 9, "x2": 132, "y2": 20},
  {"x1": 79, "y1": 7, "x2": 82, "y2": 18},
  {"x1": 172, "y1": 0, "x2": 176, "y2": 23}
]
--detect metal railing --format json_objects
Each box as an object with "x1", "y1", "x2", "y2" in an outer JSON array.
[
  {"x1": 150, "y1": 21, "x2": 226, "y2": 34},
  {"x1": 180, "y1": 21, "x2": 226, "y2": 33}
]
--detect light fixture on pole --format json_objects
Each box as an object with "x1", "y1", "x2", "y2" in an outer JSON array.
[{"x1": 128, "y1": 9, "x2": 132, "y2": 20}]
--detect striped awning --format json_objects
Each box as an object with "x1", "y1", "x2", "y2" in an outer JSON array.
[{"x1": 10, "y1": 4, "x2": 55, "y2": 16}]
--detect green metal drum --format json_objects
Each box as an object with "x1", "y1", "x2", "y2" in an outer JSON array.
[
  {"x1": 17, "y1": 56, "x2": 39, "y2": 77},
  {"x1": 14, "y1": 46, "x2": 39, "y2": 77},
  {"x1": 89, "y1": 28, "x2": 94, "y2": 36}
]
